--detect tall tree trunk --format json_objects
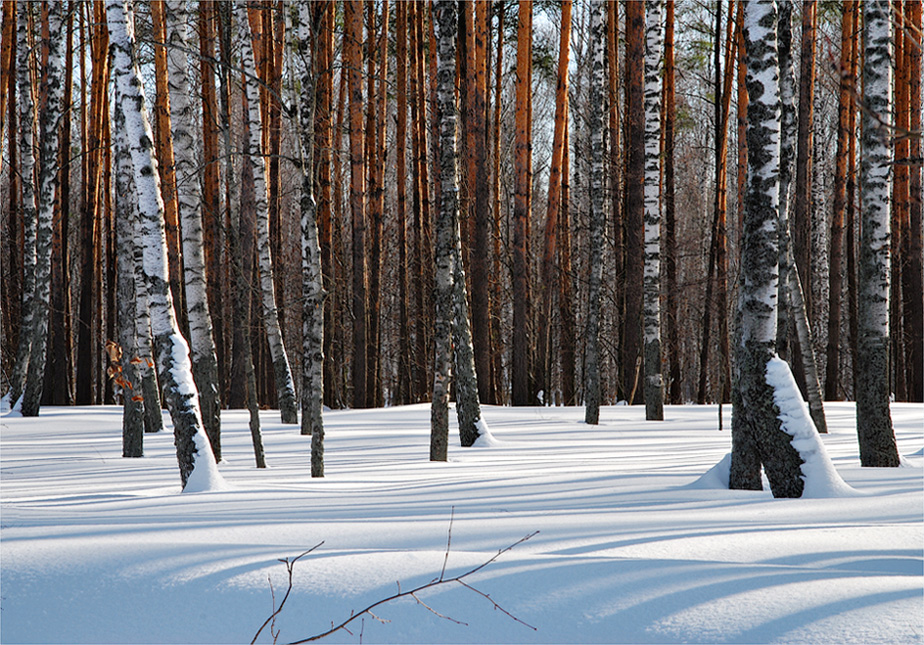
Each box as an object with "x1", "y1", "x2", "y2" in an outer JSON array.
[
  {"x1": 396, "y1": 0, "x2": 410, "y2": 406},
  {"x1": 113, "y1": 96, "x2": 144, "y2": 458},
  {"x1": 856, "y1": 0, "x2": 900, "y2": 467},
  {"x1": 19, "y1": 1, "x2": 65, "y2": 417},
  {"x1": 10, "y1": 2, "x2": 38, "y2": 409},
  {"x1": 292, "y1": 1, "x2": 324, "y2": 475},
  {"x1": 167, "y1": 0, "x2": 221, "y2": 459},
  {"x1": 624, "y1": 0, "x2": 645, "y2": 405},
  {"x1": 663, "y1": 0, "x2": 680, "y2": 405},
  {"x1": 730, "y1": 0, "x2": 804, "y2": 498},
  {"x1": 905, "y1": 0, "x2": 923, "y2": 402},
  {"x1": 584, "y1": 0, "x2": 606, "y2": 424},
  {"x1": 643, "y1": 0, "x2": 664, "y2": 420},
  {"x1": 236, "y1": 1, "x2": 298, "y2": 424},
  {"x1": 538, "y1": 0, "x2": 571, "y2": 408},
  {"x1": 793, "y1": 0, "x2": 816, "y2": 317},
  {"x1": 431, "y1": 0, "x2": 457, "y2": 461},
  {"x1": 149, "y1": 0, "x2": 186, "y2": 336},
  {"x1": 825, "y1": 2, "x2": 858, "y2": 401},
  {"x1": 317, "y1": 1, "x2": 336, "y2": 410},
  {"x1": 107, "y1": 0, "x2": 221, "y2": 490},
  {"x1": 470, "y1": 0, "x2": 494, "y2": 405},
  {"x1": 491, "y1": 1, "x2": 505, "y2": 404},
  {"x1": 607, "y1": 0, "x2": 624, "y2": 398},
  {"x1": 511, "y1": 0, "x2": 533, "y2": 406},
  {"x1": 559, "y1": 117, "x2": 576, "y2": 406},
  {"x1": 345, "y1": 0, "x2": 367, "y2": 409}
]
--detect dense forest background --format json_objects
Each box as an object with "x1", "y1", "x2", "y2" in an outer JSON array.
[{"x1": 1, "y1": 0, "x2": 921, "y2": 420}]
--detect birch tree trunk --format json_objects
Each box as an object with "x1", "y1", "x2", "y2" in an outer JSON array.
[
  {"x1": 643, "y1": 0, "x2": 664, "y2": 421},
  {"x1": 10, "y1": 3, "x2": 38, "y2": 409},
  {"x1": 584, "y1": 0, "x2": 605, "y2": 425},
  {"x1": 431, "y1": 0, "x2": 458, "y2": 461},
  {"x1": 107, "y1": 0, "x2": 220, "y2": 490},
  {"x1": 166, "y1": 0, "x2": 222, "y2": 459},
  {"x1": 19, "y1": 1, "x2": 65, "y2": 417},
  {"x1": 235, "y1": 1, "x2": 298, "y2": 425},
  {"x1": 113, "y1": 96, "x2": 144, "y2": 458},
  {"x1": 730, "y1": 0, "x2": 804, "y2": 498},
  {"x1": 856, "y1": 0, "x2": 900, "y2": 467},
  {"x1": 292, "y1": 1, "x2": 325, "y2": 476}
]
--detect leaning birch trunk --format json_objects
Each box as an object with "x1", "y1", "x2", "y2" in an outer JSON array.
[
  {"x1": 166, "y1": 0, "x2": 222, "y2": 459},
  {"x1": 452, "y1": 227, "x2": 486, "y2": 446},
  {"x1": 583, "y1": 0, "x2": 606, "y2": 425},
  {"x1": 776, "y1": 1, "x2": 827, "y2": 435},
  {"x1": 856, "y1": 0, "x2": 900, "y2": 467},
  {"x1": 106, "y1": 0, "x2": 220, "y2": 490},
  {"x1": 643, "y1": 0, "x2": 664, "y2": 421},
  {"x1": 730, "y1": 0, "x2": 804, "y2": 498},
  {"x1": 133, "y1": 207, "x2": 164, "y2": 435},
  {"x1": 19, "y1": 1, "x2": 65, "y2": 417},
  {"x1": 10, "y1": 3, "x2": 38, "y2": 408},
  {"x1": 430, "y1": 0, "x2": 458, "y2": 461},
  {"x1": 292, "y1": 2, "x2": 325, "y2": 476},
  {"x1": 235, "y1": 2, "x2": 298, "y2": 425},
  {"x1": 113, "y1": 98, "x2": 144, "y2": 458}
]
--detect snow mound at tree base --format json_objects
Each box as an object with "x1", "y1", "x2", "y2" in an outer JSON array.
[{"x1": 767, "y1": 356, "x2": 860, "y2": 498}]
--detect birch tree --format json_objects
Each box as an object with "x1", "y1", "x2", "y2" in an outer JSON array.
[
  {"x1": 106, "y1": 0, "x2": 220, "y2": 490},
  {"x1": 9, "y1": 2, "x2": 38, "y2": 409},
  {"x1": 166, "y1": 0, "x2": 222, "y2": 459},
  {"x1": 856, "y1": 0, "x2": 900, "y2": 467},
  {"x1": 643, "y1": 0, "x2": 664, "y2": 421},
  {"x1": 18, "y1": 1, "x2": 65, "y2": 417},
  {"x1": 730, "y1": 0, "x2": 804, "y2": 498},
  {"x1": 235, "y1": 1, "x2": 298, "y2": 425},
  {"x1": 584, "y1": 0, "x2": 605, "y2": 425},
  {"x1": 291, "y1": 1, "x2": 325, "y2": 476}
]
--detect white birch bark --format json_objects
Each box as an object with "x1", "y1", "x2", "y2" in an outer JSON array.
[
  {"x1": 431, "y1": 0, "x2": 458, "y2": 461},
  {"x1": 643, "y1": 0, "x2": 664, "y2": 421},
  {"x1": 10, "y1": 3, "x2": 38, "y2": 408},
  {"x1": 107, "y1": 0, "x2": 220, "y2": 490},
  {"x1": 291, "y1": 1, "x2": 325, "y2": 476},
  {"x1": 857, "y1": 0, "x2": 900, "y2": 467},
  {"x1": 234, "y1": 1, "x2": 298, "y2": 425},
  {"x1": 452, "y1": 218, "x2": 486, "y2": 447},
  {"x1": 19, "y1": 1, "x2": 65, "y2": 417},
  {"x1": 583, "y1": 0, "x2": 605, "y2": 425},
  {"x1": 113, "y1": 95, "x2": 144, "y2": 458},
  {"x1": 166, "y1": 0, "x2": 222, "y2": 459},
  {"x1": 730, "y1": 0, "x2": 804, "y2": 498}
]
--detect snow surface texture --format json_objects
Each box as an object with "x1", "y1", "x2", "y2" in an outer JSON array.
[{"x1": 1, "y1": 402, "x2": 922, "y2": 644}]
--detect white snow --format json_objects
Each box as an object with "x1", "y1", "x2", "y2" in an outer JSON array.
[
  {"x1": 2, "y1": 402, "x2": 922, "y2": 644},
  {"x1": 766, "y1": 356, "x2": 859, "y2": 498}
]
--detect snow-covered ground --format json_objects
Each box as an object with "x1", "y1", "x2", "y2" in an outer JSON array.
[{"x1": 2, "y1": 401, "x2": 922, "y2": 644}]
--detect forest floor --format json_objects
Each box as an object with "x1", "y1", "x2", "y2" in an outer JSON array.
[{"x1": 1, "y1": 400, "x2": 922, "y2": 644}]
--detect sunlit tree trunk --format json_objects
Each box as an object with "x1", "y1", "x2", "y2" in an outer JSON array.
[
  {"x1": 905, "y1": 0, "x2": 923, "y2": 402},
  {"x1": 395, "y1": 0, "x2": 410, "y2": 405},
  {"x1": 730, "y1": 0, "x2": 804, "y2": 498},
  {"x1": 856, "y1": 0, "x2": 900, "y2": 467},
  {"x1": 107, "y1": 0, "x2": 219, "y2": 489},
  {"x1": 663, "y1": 0, "x2": 680, "y2": 405}
]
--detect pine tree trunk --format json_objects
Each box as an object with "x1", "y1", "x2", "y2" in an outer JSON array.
[
  {"x1": 19, "y1": 1, "x2": 66, "y2": 417},
  {"x1": 166, "y1": 0, "x2": 221, "y2": 460},
  {"x1": 345, "y1": 0, "x2": 367, "y2": 410},
  {"x1": 431, "y1": 0, "x2": 458, "y2": 462},
  {"x1": 235, "y1": 1, "x2": 298, "y2": 424},
  {"x1": 624, "y1": 0, "x2": 645, "y2": 405},
  {"x1": 292, "y1": 2, "x2": 325, "y2": 477},
  {"x1": 856, "y1": 0, "x2": 900, "y2": 467},
  {"x1": 663, "y1": 0, "x2": 681, "y2": 405},
  {"x1": 396, "y1": 0, "x2": 410, "y2": 406},
  {"x1": 559, "y1": 117, "x2": 576, "y2": 406},
  {"x1": 643, "y1": 0, "x2": 664, "y2": 421},
  {"x1": 905, "y1": 0, "x2": 923, "y2": 402},
  {"x1": 584, "y1": 0, "x2": 605, "y2": 425},
  {"x1": 107, "y1": 0, "x2": 219, "y2": 489},
  {"x1": 511, "y1": 0, "x2": 533, "y2": 406},
  {"x1": 793, "y1": 0, "x2": 817, "y2": 316},
  {"x1": 730, "y1": 0, "x2": 804, "y2": 498}
]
